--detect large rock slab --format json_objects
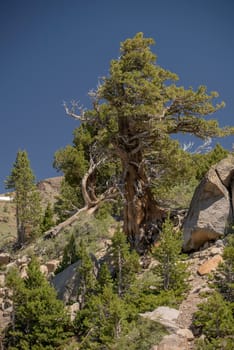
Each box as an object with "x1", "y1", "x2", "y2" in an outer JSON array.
[
  {"x1": 52, "y1": 254, "x2": 98, "y2": 304},
  {"x1": 183, "y1": 156, "x2": 234, "y2": 251},
  {"x1": 52, "y1": 261, "x2": 83, "y2": 303},
  {"x1": 140, "y1": 306, "x2": 180, "y2": 332}
]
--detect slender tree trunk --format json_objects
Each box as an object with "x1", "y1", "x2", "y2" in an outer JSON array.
[
  {"x1": 117, "y1": 248, "x2": 122, "y2": 297},
  {"x1": 16, "y1": 210, "x2": 25, "y2": 247},
  {"x1": 18, "y1": 225, "x2": 26, "y2": 247},
  {"x1": 115, "y1": 320, "x2": 122, "y2": 338}
]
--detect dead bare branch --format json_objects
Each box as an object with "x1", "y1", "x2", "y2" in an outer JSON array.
[{"x1": 63, "y1": 100, "x2": 87, "y2": 121}]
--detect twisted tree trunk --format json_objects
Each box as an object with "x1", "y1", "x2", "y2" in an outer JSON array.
[
  {"x1": 115, "y1": 118, "x2": 166, "y2": 253},
  {"x1": 122, "y1": 158, "x2": 165, "y2": 253}
]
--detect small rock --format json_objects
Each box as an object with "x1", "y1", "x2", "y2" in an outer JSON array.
[
  {"x1": 176, "y1": 328, "x2": 194, "y2": 340},
  {"x1": 209, "y1": 247, "x2": 223, "y2": 256},
  {"x1": 0, "y1": 253, "x2": 11, "y2": 265},
  {"x1": 20, "y1": 266, "x2": 28, "y2": 279},
  {"x1": 198, "y1": 334, "x2": 206, "y2": 341},
  {"x1": 67, "y1": 302, "x2": 80, "y2": 321},
  {"x1": 199, "y1": 286, "x2": 212, "y2": 294},
  {"x1": 16, "y1": 255, "x2": 28, "y2": 266},
  {"x1": 157, "y1": 334, "x2": 189, "y2": 350},
  {"x1": 3, "y1": 306, "x2": 13, "y2": 316},
  {"x1": 2, "y1": 300, "x2": 11, "y2": 310},
  {"x1": 40, "y1": 265, "x2": 48, "y2": 275},
  {"x1": 46, "y1": 259, "x2": 60, "y2": 273},
  {"x1": 202, "y1": 242, "x2": 210, "y2": 249},
  {"x1": 197, "y1": 255, "x2": 223, "y2": 276},
  {"x1": 215, "y1": 239, "x2": 224, "y2": 247},
  {"x1": 191, "y1": 286, "x2": 202, "y2": 294}
]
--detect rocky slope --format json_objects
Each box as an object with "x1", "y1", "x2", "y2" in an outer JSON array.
[
  {"x1": 0, "y1": 232, "x2": 226, "y2": 349},
  {"x1": 143, "y1": 240, "x2": 225, "y2": 350},
  {"x1": 1, "y1": 156, "x2": 234, "y2": 348}
]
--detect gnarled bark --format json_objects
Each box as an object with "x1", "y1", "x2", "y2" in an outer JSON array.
[
  {"x1": 115, "y1": 117, "x2": 166, "y2": 252},
  {"x1": 122, "y1": 158, "x2": 166, "y2": 253}
]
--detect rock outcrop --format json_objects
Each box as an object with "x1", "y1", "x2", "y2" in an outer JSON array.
[
  {"x1": 37, "y1": 176, "x2": 63, "y2": 206},
  {"x1": 141, "y1": 306, "x2": 180, "y2": 333},
  {"x1": 183, "y1": 156, "x2": 234, "y2": 251},
  {"x1": 52, "y1": 254, "x2": 99, "y2": 304}
]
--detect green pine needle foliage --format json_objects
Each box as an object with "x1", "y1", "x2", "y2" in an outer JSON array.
[
  {"x1": 152, "y1": 217, "x2": 189, "y2": 294},
  {"x1": 109, "y1": 227, "x2": 140, "y2": 297},
  {"x1": 55, "y1": 233, "x2": 80, "y2": 274},
  {"x1": 5, "y1": 150, "x2": 42, "y2": 246},
  {"x1": 5, "y1": 257, "x2": 72, "y2": 349},
  {"x1": 194, "y1": 292, "x2": 234, "y2": 349},
  {"x1": 41, "y1": 203, "x2": 55, "y2": 233},
  {"x1": 193, "y1": 235, "x2": 234, "y2": 349}
]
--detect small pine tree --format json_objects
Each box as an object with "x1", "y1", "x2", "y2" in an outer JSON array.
[
  {"x1": 41, "y1": 203, "x2": 55, "y2": 232},
  {"x1": 194, "y1": 291, "x2": 234, "y2": 349},
  {"x1": 76, "y1": 284, "x2": 129, "y2": 350},
  {"x1": 54, "y1": 178, "x2": 82, "y2": 223},
  {"x1": 109, "y1": 227, "x2": 140, "y2": 297},
  {"x1": 5, "y1": 150, "x2": 42, "y2": 245},
  {"x1": 55, "y1": 233, "x2": 80, "y2": 274},
  {"x1": 152, "y1": 218, "x2": 188, "y2": 293},
  {"x1": 96, "y1": 262, "x2": 113, "y2": 294},
  {"x1": 193, "y1": 235, "x2": 234, "y2": 349},
  {"x1": 76, "y1": 240, "x2": 97, "y2": 309},
  {"x1": 5, "y1": 257, "x2": 71, "y2": 349},
  {"x1": 215, "y1": 235, "x2": 234, "y2": 302},
  {"x1": 193, "y1": 143, "x2": 229, "y2": 180}
]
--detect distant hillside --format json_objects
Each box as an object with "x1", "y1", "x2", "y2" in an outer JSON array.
[
  {"x1": 37, "y1": 176, "x2": 63, "y2": 207},
  {"x1": 0, "y1": 176, "x2": 63, "y2": 250}
]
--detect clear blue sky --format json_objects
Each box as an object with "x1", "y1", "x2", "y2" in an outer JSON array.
[{"x1": 0, "y1": 0, "x2": 233, "y2": 193}]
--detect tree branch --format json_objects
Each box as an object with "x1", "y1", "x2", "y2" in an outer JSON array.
[{"x1": 63, "y1": 101, "x2": 87, "y2": 121}]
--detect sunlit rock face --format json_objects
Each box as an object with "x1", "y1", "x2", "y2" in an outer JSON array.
[{"x1": 183, "y1": 156, "x2": 234, "y2": 252}]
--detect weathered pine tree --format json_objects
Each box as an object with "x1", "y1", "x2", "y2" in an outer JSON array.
[
  {"x1": 64, "y1": 33, "x2": 234, "y2": 252},
  {"x1": 5, "y1": 150, "x2": 42, "y2": 246}
]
